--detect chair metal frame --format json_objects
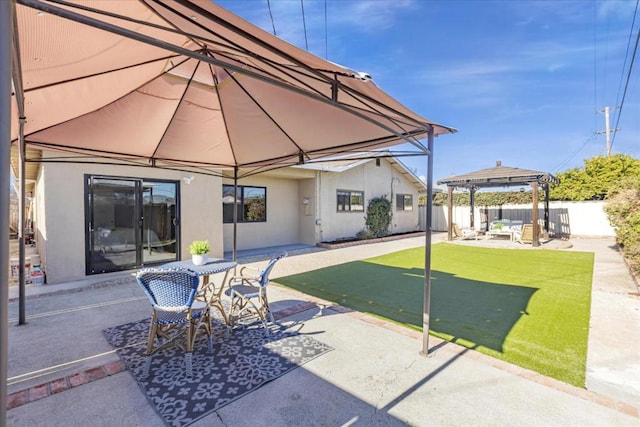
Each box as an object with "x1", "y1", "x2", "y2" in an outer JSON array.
[
  {"x1": 135, "y1": 267, "x2": 212, "y2": 377},
  {"x1": 228, "y1": 252, "x2": 287, "y2": 335}
]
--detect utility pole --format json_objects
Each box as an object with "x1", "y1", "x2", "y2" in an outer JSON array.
[{"x1": 596, "y1": 106, "x2": 620, "y2": 157}]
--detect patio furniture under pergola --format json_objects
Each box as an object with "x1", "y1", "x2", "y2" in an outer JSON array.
[{"x1": 437, "y1": 161, "x2": 559, "y2": 247}]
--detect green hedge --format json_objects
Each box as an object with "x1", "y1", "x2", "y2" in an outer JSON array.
[
  {"x1": 604, "y1": 177, "x2": 640, "y2": 275},
  {"x1": 425, "y1": 191, "x2": 535, "y2": 206}
]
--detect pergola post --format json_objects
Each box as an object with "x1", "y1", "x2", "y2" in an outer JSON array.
[
  {"x1": 531, "y1": 182, "x2": 540, "y2": 247},
  {"x1": 543, "y1": 184, "x2": 550, "y2": 238},
  {"x1": 447, "y1": 185, "x2": 453, "y2": 241},
  {"x1": 469, "y1": 186, "x2": 476, "y2": 229}
]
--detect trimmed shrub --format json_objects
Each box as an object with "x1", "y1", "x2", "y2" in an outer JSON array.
[
  {"x1": 365, "y1": 196, "x2": 392, "y2": 238},
  {"x1": 355, "y1": 228, "x2": 375, "y2": 240}
]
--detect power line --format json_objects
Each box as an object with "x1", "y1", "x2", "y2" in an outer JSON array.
[
  {"x1": 266, "y1": 0, "x2": 277, "y2": 36},
  {"x1": 593, "y1": 1, "x2": 598, "y2": 133},
  {"x1": 301, "y1": 0, "x2": 309, "y2": 51},
  {"x1": 614, "y1": 0, "x2": 638, "y2": 108},
  {"x1": 551, "y1": 135, "x2": 597, "y2": 173},
  {"x1": 611, "y1": 1, "x2": 640, "y2": 151},
  {"x1": 324, "y1": 0, "x2": 328, "y2": 59}
]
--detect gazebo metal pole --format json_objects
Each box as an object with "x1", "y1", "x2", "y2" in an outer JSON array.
[
  {"x1": 17, "y1": 118, "x2": 26, "y2": 325},
  {"x1": 11, "y1": 0, "x2": 26, "y2": 325},
  {"x1": 232, "y1": 167, "x2": 238, "y2": 263},
  {"x1": 447, "y1": 186, "x2": 453, "y2": 241},
  {"x1": 422, "y1": 126, "x2": 434, "y2": 356},
  {"x1": 1, "y1": 0, "x2": 13, "y2": 422},
  {"x1": 531, "y1": 182, "x2": 540, "y2": 247}
]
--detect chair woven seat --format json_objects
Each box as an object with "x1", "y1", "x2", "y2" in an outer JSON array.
[
  {"x1": 228, "y1": 252, "x2": 287, "y2": 335},
  {"x1": 228, "y1": 284, "x2": 261, "y2": 299},
  {"x1": 136, "y1": 268, "x2": 213, "y2": 376},
  {"x1": 154, "y1": 301, "x2": 207, "y2": 325}
]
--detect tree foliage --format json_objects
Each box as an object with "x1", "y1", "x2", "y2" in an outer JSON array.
[
  {"x1": 604, "y1": 176, "x2": 640, "y2": 274},
  {"x1": 364, "y1": 196, "x2": 392, "y2": 238},
  {"x1": 550, "y1": 154, "x2": 640, "y2": 201}
]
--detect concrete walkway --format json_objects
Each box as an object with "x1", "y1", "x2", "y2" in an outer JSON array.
[{"x1": 6, "y1": 234, "x2": 640, "y2": 426}]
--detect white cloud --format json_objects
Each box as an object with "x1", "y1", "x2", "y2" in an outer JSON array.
[
  {"x1": 334, "y1": 0, "x2": 416, "y2": 32},
  {"x1": 597, "y1": 0, "x2": 639, "y2": 19}
]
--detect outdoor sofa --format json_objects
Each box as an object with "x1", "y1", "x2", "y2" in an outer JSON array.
[{"x1": 486, "y1": 220, "x2": 523, "y2": 241}]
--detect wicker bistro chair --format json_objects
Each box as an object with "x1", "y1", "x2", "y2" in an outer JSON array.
[
  {"x1": 135, "y1": 268, "x2": 213, "y2": 377},
  {"x1": 227, "y1": 252, "x2": 288, "y2": 335}
]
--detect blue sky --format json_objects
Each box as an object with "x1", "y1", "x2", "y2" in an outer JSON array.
[{"x1": 216, "y1": 0, "x2": 639, "y2": 183}]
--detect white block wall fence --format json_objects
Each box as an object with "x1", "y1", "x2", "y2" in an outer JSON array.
[{"x1": 419, "y1": 200, "x2": 615, "y2": 237}]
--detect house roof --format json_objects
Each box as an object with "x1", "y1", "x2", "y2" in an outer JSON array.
[
  {"x1": 10, "y1": 146, "x2": 41, "y2": 194},
  {"x1": 295, "y1": 152, "x2": 428, "y2": 191},
  {"x1": 437, "y1": 161, "x2": 559, "y2": 189}
]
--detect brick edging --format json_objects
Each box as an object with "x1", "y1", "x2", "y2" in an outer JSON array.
[{"x1": 7, "y1": 361, "x2": 125, "y2": 410}]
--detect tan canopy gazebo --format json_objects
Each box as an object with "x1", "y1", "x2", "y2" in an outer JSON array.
[
  {"x1": 437, "y1": 161, "x2": 559, "y2": 247},
  {"x1": 1, "y1": 1, "x2": 456, "y2": 415}
]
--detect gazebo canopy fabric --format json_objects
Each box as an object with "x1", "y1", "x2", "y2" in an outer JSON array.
[
  {"x1": 11, "y1": 0, "x2": 455, "y2": 178},
  {"x1": 2, "y1": 2, "x2": 457, "y2": 407},
  {"x1": 437, "y1": 161, "x2": 559, "y2": 189}
]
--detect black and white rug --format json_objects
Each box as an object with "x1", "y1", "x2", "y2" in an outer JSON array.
[{"x1": 103, "y1": 318, "x2": 333, "y2": 427}]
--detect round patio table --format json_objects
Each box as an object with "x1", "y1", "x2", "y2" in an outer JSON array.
[{"x1": 161, "y1": 258, "x2": 237, "y2": 325}]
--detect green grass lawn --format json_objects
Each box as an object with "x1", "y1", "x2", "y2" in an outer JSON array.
[{"x1": 273, "y1": 243, "x2": 594, "y2": 387}]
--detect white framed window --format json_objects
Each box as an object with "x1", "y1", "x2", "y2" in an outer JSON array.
[
  {"x1": 337, "y1": 190, "x2": 364, "y2": 212},
  {"x1": 396, "y1": 194, "x2": 413, "y2": 211},
  {"x1": 223, "y1": 185, "x2": 267, "y2": 223}
]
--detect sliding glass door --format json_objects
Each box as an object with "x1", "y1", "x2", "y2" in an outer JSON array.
[
  {"x1": 86, "y1": 176, "x2": 178, "y2": 275},
  {"x1": 141, "y1": 181, "x2": 178, "y2": 265}
]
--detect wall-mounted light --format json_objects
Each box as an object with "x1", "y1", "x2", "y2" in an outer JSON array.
[
  {"x1": 182, "y1": 175, "x2": 195, "y2": 184},
  {"x1": 302, "y1": 198, "x2": 310, "y2": 205}
]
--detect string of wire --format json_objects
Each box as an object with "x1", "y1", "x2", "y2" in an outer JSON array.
[{"x1": 610, "y1": 0, "x2": 639, "y2": 151}]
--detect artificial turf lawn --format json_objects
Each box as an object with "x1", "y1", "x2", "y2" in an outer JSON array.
[{"x1": 273, "y1": 243, "x2": 594, "y2": 387}]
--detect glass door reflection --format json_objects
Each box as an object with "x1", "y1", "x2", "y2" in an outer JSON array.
[{"x1": 142, "y1": 181, "x2": 177, "y2": 265}]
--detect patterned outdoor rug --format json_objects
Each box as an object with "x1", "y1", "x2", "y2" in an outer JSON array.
[{"x1": 103, "y1": 318, "x2": 333, "y2": 427}]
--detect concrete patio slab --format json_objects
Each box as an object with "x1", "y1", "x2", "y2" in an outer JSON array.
[{"x1": 6, "y1": 233, "x2": 640, "y2": 426}]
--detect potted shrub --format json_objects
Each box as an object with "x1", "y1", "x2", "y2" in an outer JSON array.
[{"x1": 188, "y1": 240, "x2": 210, "y2": 266}]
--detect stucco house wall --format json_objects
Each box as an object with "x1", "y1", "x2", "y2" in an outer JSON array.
[
  {"x1": 27, "y1": 152, "x2": 422, "y2": 284},
  {"x1": 317, "y1": 158, "x2": 423, "y2": 242},
  {"x1": 222, "y1": 175, "x2": 301, "y2": 253},
  {"x1": 298, "y1": 177, "x2": 318, "y2": 246},
  {"x1": 36, "y1": 155, "x2": 222, "y2": 284}
]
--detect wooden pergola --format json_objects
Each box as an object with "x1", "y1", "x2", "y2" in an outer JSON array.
[{"x1": 437, "y1": 161, "x2": 559, "y2": 247}]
